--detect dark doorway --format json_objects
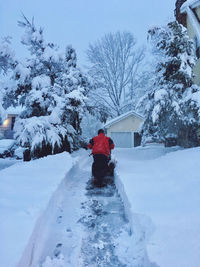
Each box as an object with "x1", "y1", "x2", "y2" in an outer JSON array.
[
  {"x1": 134, "y1": 132, "x2": 142, "y2": 147},
  {"x1": 11, "y1": 117, "x2": 16, "y2": 130}
]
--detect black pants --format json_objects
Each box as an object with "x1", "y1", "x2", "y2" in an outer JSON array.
[{"x1": 92, "y1": 154, "x2": 109, "y2": 185}]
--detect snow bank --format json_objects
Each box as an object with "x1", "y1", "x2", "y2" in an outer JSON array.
[
  {"x1": 0, "y1": 152, "x2": 74, "y2": 267},
  {"x1": 114, "y1": 146, "x2": 200, "y2": 267},
  {"x1": 17, "y1": 161, "x2": 88, "y2": 267},
  {"x1": 0, "y1": 139, "x2": 16, "y2": 154},
  {"x1": 0, "y1": 158, "x2": 18, "y2": 171}
]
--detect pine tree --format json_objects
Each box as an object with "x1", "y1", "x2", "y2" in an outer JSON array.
[
  {"x1": 0, "y1": 37, "x2": 16, "y2": 74},
  {"x1": 141, "y1": 21, "x2": 200, "y2": 147},
  {"x1": 0, "y1": 37, "x2": 18, "y2": 123},
  {"x1": 1, "y1": 16, "x2": 91, "y2": 158}
]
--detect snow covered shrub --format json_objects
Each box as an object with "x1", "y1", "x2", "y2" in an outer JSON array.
[
  {"x1": 14, "y1": 116, "x2": 70, "y2": 158},
  {"x1": 141, "y1": 21, "x2": 200, "y2": 147},
  {"x1": 1, "y1": 15, "x2": 92, "y2": 158}
]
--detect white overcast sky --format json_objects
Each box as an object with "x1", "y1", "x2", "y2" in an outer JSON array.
[{"x1": 0, "y1": 0, "x2": 176, "y2": 66}]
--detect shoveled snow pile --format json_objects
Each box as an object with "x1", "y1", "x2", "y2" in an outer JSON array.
[{"x1": 0, "y1": 152, "x2": 74, "y2": 267}]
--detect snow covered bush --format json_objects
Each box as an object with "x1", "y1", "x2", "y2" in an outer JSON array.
[
  {"x1": 141, "y1": 21, "x2": 200, "y2": 147},
  {"x1": 14, "y1": 116, "x2": 70, "y2": 158},
  {"x1": 1, "y1": 16, "x2": 92, "y2": 158}
]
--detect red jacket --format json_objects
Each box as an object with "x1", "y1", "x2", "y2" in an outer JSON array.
[{"x1": 88, "y1": 133, "x2": 114, "y2": 157}]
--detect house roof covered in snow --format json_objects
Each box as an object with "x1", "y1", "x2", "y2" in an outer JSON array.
[
  {"x1": 181, "y1": 0, "x2": 200, "y2": 10},
  {"x1": 6, "y1": 106, "x2": 24, "y2": 115},
  {"x1": 104, "y1": 110, "x2": 144, "y2": 128},
  {"x1": 180, "y1": 0, "x2": 200, "y2": 45}
]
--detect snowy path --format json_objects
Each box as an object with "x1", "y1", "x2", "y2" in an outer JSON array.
[
  {"x1": 20, "y1": 153, "x2": 150, "y2": 267},
  {"x1": 20, "y1": 161, "x2": 89, "y2": 267},
  {"x1": 3, "y1": 147, "x2": 200, "y2": 267},
  {"x1": 79, "y1": 178, "x2": 130, "y2": 267}
]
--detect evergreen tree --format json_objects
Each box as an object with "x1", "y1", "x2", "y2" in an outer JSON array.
[
  {"x1": 1, "y1": 16, "x2": 91, "y2": 158},
  {"x1": 141, "y1": 21, "x2": 200, "y2": 147},
  {"x1": 0, "y1": 37, "x2": 16, "y2": 74},
  {"x1": 0, "y1": 37, "x2": 18, "y2": 123}
]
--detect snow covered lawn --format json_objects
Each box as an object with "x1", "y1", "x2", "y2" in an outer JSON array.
[
  {"x1": 0, "y1": 152, "x2": 74, "y2": 267},
  {"x1": 114, "y1": 145, "x2": 200, "y2": 267}
]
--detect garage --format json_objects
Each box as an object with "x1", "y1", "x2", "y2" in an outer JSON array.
[
  {"x1": 104, "y1": 111, "x2": 144, "y2": 148},
  {"x1": 111, "y1": 132, "x2": 133, "y2": 148}
]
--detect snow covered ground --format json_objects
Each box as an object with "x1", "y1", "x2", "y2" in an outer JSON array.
[
  {"x1": 114, "y1": 145, "x2": 200, "y2": 267},
  {"x1": 0, "y1": 158, "x2": 18, "y2": 171},
  {"x1": 0, "y1": 152, "x2": 74, "y2": 267},
  {"x1": 0, "y1": 139, "x2": 16, "y2": 155},
  {"x1": 17, "y1": 150, "x2": 153, "y2": 267},
  {"x1": 1, "y1": 146, "x2": 200, "y2": 267}
]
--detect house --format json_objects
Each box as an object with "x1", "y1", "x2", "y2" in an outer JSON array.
[
  {"x1": 175, "y1": 0, "x2": 200, "y2": 85},
  {"x1": 0, "y1": 114, "x2": 17, "y2": 139},
  {"x1": 0, "y1": 106, "x2": 23, "y2": 139},
  {"x1": 104, "y1": 111, "x2": 144, "y2": 148}
]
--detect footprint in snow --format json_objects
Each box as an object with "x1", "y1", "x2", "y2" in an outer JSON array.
[{"x1": 53, "y1": 243, "x2": 62, "y2": 257}]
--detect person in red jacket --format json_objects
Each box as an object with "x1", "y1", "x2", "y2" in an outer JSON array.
[{"x1": 88, "y1": 129, "x2": 115, "y2": 187}]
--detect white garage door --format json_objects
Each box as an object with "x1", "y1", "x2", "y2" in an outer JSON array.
[{"x1": 111, "y1": 132, "x2": 133, "y2": 148}]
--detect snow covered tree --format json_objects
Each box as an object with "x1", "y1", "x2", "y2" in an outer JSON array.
[
  {"x1": 0, "y1": 91, "x2": 6, "y2": 125},
  {"x1": 141, "y1": 21, "x2": 200, "y2": 147},
  {"x1": 179, "y1": 84, "x2": 200, "y2": 147},
  {"x1": 80, "y1": 109, "x2": 103, "y2": 141},
  {"x1": 87, "y1": 31, "x2": 145, "y2": 117},
  {"x1": 0, "y1": 37, "x2": 18, "y2": 123},
  {"x1": 2, "y1": 16, "x2": 91, "y2": 158},
  {"x1": 0, "y1": 37, "x2": 16, "y2": 74}
]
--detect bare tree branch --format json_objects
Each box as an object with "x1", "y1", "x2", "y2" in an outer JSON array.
[{"x1": 87, "y1": 31, "x2": 145, "y2": 117}]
